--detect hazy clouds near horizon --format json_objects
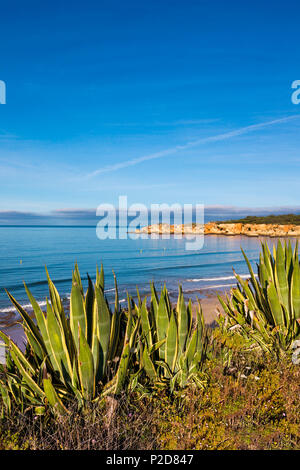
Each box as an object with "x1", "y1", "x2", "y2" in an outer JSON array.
[{"x1": 1, "y1": 207, "x2": 300, "y2": 226}]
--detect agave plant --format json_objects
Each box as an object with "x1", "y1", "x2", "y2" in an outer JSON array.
[
  {"x1": 134, "y1": 284, "x2": 207, "y2": 392},
  {"x1": 0, "y1": 264, "x2": 139, "y2": 415},
  {"x1": 218, "y1": 240, "x2": 300, "y2": 356}
]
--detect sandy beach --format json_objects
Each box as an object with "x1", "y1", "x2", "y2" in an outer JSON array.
[{"x1": 198, "y1": 292, "x2": 224, "y2": 324}]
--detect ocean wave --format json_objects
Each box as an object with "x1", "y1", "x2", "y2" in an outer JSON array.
[
  {"x1": 0, "y1": 300, "x2": 48, "y2": 314},
  {"x1": 183, "y1": 283, "x2": 236, "y2": 293},
  {"x1": 198, "y1": 283, "x2": 236, "y2": 289},
  {"x1": 0, "y1": 287, "x2": 122, "y2": 314},
  {"x1": 186, "y1": 274, "x2": 256, "y2": 282}
]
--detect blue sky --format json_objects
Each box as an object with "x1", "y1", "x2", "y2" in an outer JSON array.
[{"x1": 0, "y1": 0, "x2": 300, "y2": 213}]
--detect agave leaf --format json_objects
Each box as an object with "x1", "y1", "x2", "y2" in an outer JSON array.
[
  {"x1": 43, "y1": 377, "x2": 68, "y2": 414},
  {"x1": 24, "y1": 327, "x2": 44, "y2": 362},
  {"x1": 125, "y1": 293, "x2": 134, "y2": 342},
  {"x1": 165, "y1": 310, "x2": 178, "y2": 372},
  {"x1": 70, "y1": 281, "x2": 87, "y2": 350},
  {"x1": 293, "y1": 240, "x2": 299, "y2": 266},
  {"x1": 187, "y1": 299, "x2": 193, "y2": 336},
  {"x1": 150, "y1": 282, "x2": 159, "y2": 326},
  {"x1": 218, "y1": 295, "x2": 232, "y2": 317},
  {"x1": 259, "y1": 262, "x2": 270, "y2": 290},
  {"x1": 155, "y1": 360, "x2": 172, "y2": 379},
  {"x1": 110, "y1": 317, "x2": 140, "y2": 396},
  {"x1": 274, "y1": 241, "x2": 290, "y2": 317},
  {"x1": 78, "y1": 326, "x2": 95, "y2": 400},
  {"x1": 9, "y1": 349, "x2": 45, "y2": 399},
  {"x1": 234, "y1": 271, "x2": 257, "y2": 310},
  {"x1": 73, "y1": 263, "x2": 84, "y2": 294},
  {"x1": 184, "y1": 328, "x2": 198, "y2": 370},
  {"x1": 71, "y1": 356, "x2": 80, "y2": 389},
  {"x1": 177, "y1": 285, "x2": 183, "y2": 311},
  {"x1": 129, "y1": 314, "x2": 140, "y2": 349},
  {"x1": 85, "y1": 274, "x2": 95, "y2": 346},
  {"x1": 24, "y1": 283, "x2": 68, "y2": 369},
  {"x1": 114, "y1": 343, "x2": 130, "y2": 395},
  {"x1": 163, "y1": 284, "x2": 172, "y2": 316},
  {"x1": 136, "y1": 286, "x2": 142, "y2": 308},
  {"x1": 157, "y1": 290, "x2": 169, "y2": 359},
  {"x1": 5, "y1": 290, "x2": 44, "y2": 346},
  {"x1": 139, "y1": 297, "x2": 153, "y2": 348},
  {"x1": 91, "y1": 330, "x2": 100, "y2": 384},
  {"x1": 267, "y1": 283, "x2": 285, "y2": 327},
  {"x1": 195, "y1": 301, "x2": 206, "y2": 357},
  {"x1": 113, "y1": 270, "x2": 119, "y2": 315},
  {"x1": 0, "y1": 381, "x2": 11, "y2": 413},
  {"x1": 285, "y1": 241, "x2": 294, "y2": 283},
  {"x1": 23, "y1": 283, "x2": 48, "y2": 340},
  {"x1": 94, "y1": 285, "x2": 111, "y2": 379},
  {"x1": 291, "y1": 257, "x2": 300, "y2": 326},
  {"x1": 142, "y1": 347, "x2": 157, "y2": 381},
  {"x1": 45, "y1": 268, "x2": 73, "y2": 354},
  {"x1": 231, "y1": 287, "x2": 246, "y2": 306},
  {"x1": 46, "y1": 300, "x2": 72, "y2": 384},
  {"x1": 148, "y1": 338, "x2": 166, "y2": 355},
  {"x1": 45, "y1": 267, "x2": 64, "y2": 316},
  {"x1": 262, "y1": 242, "x2": 275, "y2": 282},
  {"x1": 96, "y1": 264, "x2": 104, "y2": 290},
  {"x1": 241, "y1": 248, "x2": 266, "y2": 309},
  {"x1": 178, "y1": 291, "x2": 189, "y2": 353},
  {"x1": 108, "y1": 272, "x2": 121, "y2": 361}
]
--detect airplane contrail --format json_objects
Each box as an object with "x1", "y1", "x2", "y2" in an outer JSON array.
[{"x1": 85, "y1": 115, "x2": 299, "y2": 178}]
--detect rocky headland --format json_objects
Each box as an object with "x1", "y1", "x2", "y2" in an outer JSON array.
[{"x1": 135, "y1": 222, "x2": 300, "y2": 237}]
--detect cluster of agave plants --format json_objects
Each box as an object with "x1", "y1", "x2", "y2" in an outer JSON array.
[
  {"x1": 218, "y1": 240, "x2": 300, "y2": 358},
  {"x1": 0, "y1": 265, "x2": 207, "y2": 416},
  {"x1": 0, "y1": 240, "x2": 299, "y2": 417}
]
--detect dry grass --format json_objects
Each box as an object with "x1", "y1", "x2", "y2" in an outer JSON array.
[
  {"x1": 1, "y1": 349, "x2": 299, "y2": 450},
  {"x1": 0, "y1": 392, "x2": 157, "y2": 450}
]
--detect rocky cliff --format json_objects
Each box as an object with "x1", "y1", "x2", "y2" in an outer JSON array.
[{"x1": 135, "y1": 222, "x2": 300, "y2": 237}]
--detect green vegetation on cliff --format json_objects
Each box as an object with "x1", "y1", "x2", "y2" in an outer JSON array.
[{"x1": 217, "y1": 214, "x2": 300, "y2": 225}]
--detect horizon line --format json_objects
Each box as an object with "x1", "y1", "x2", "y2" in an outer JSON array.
[{"x1": 1, "y1": 204, "x2": 300, "y2": 218}]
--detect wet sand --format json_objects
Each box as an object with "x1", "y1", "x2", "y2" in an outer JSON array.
[
  {"x1": 191, "y1": 287, "x2": 228, "y2": 325},
  {"x1": 1, "y1": 309, "x2": 35, "y2": 350},
  {"x1": 199, "y1": 294, "x2": 223, "y2": 324}
]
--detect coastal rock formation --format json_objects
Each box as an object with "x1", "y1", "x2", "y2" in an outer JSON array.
[
  {"x1": 135, "y1": 223, "x2": 300, "y2": 237},
  {"x1": 204, "y1": 222, "x2": 300, "y2": 237},
  {"x1": 136, "y1": 223, "x2": 201, "y2": 235}
]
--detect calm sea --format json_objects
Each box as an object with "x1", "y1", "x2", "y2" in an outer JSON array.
[{"x1": 0, "y1": 222, "x2": 296, "y2": 328}]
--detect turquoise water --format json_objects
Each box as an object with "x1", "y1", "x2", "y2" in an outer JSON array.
[{"x1": 0, "y1": 224, "x2": 295, "y2": 326}]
